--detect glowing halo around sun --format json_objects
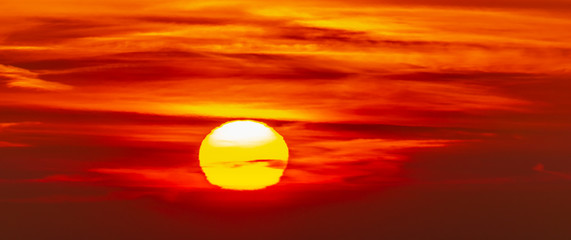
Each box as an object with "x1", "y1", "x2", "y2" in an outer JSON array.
[{"x1": 198, "y1": 120, "x2": 289, "y2": 190}]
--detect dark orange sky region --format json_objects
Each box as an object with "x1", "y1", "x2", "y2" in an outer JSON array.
[{"x1": 1, "y1": 0, "x2": 571, "y2": 239}]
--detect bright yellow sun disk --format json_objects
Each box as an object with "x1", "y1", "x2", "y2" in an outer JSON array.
[{"x1": 199, "y1": 120, "x2": 289, "y2": 190}]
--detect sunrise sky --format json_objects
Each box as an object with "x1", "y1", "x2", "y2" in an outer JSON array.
[{"x1": 1, "y1": 0, "x2": 571, "y2": 239}]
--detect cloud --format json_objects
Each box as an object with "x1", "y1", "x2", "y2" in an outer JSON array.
[
  {"x1": 0, "y1": 122, "x2": 41, "y2": 147},
  {"x1": 283, "y1": 137, "x2": 459, "y2": 185},
  {"x1": 337, "y1": 0, "x2": 571, "y2": 12},
  {"x1": 90, "y1": 167, "x2": 211, "y2": 189},
  {"x1": 0, "y1": 141, "x2": 28, "y2": 147},
  {"x1": 0, "y1": 64, "x2": 73, "y2": 91},
  {"x1": 533, "y1": 163, "x2": 571, "y2": 180},
  {"x1": 0, "y1": 5, "x2": 565, "y2": 127},
  {"x1": 0, "y1": 122, "x2": 42, "y2": 129}
]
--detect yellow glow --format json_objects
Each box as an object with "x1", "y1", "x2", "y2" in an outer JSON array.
[
  {"x1": 163, "y1": 103, "x2": 314, "y2": 122},
  {"x1": 198, "y1": 120, "x2": 288, "y2": 190}
]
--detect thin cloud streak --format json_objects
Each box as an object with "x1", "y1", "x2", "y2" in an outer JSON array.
[
  {"x1": 0, "y1": 141, "x2": 28, "y2": 147},
  {"x1": 1, "y1": 64, "x2": 73, "y2": 91}
]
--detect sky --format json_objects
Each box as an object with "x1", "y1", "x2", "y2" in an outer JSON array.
[{"x1": 1, "y1": 0, "x2": 571, "y2": 239}]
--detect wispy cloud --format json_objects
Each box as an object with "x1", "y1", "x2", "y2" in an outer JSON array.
[
  {"x1": 1, "y1": 64, "x2": 73, "y2": 91},
  {"x1": 0, "y1": 141, "x2": 28, "y2": 147},
  {"x1": 90, "y1": 168, "x2": 211, "y2": 189},
  {"x1": 284, "y1": 138, "x2": 458, "y2": 185},
  {"x1": 533, "y1": 163, "x2": 571, "y2": 180}
]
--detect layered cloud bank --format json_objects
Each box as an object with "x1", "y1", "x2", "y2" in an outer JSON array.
[{"x1": 1, "y1": 0, "x2": 570, "y2": 202}]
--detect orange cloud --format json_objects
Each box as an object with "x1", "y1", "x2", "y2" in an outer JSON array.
[
  {"x1": 533, "y1": 163, "x2": 571, "y2": 180},
  {"x1": 0, "y1": 141, "x2": 28, "y2": 147},
  {"x1": 2, "y1": 3, "x2": 567, "y2": 127},
  {"x1": 91, "y1": 168, "x2": 211, "y2": 189},
  {"x1": 1, "y1": 64, "x2": 72, "y2": 91}
]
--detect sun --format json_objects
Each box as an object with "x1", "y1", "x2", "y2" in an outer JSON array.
[{"x1": 198, "y1": 120, "x2": 289, "y2": 190}]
